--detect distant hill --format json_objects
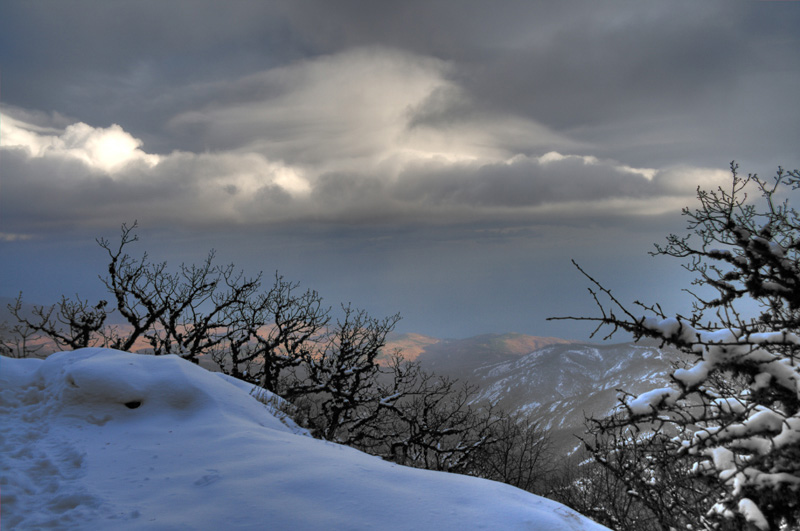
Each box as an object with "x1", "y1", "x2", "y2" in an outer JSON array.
[
  {"x1": 467, "y1": 340, "x2": 685, "y2": 453},
  {"x1": 383, "y1": 332, "x2": 442, "y2": 361},
  {"x1": 386, "y1": 332, "x2": 575, "y2": 378}
]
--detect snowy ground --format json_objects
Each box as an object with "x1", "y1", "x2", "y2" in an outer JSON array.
[{"x1": 0, "y1": 348, "x2": 608, "y2": 530}]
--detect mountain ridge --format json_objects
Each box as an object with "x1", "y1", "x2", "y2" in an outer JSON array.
[
  {"x1": 385, "y1": 332, "x2": 577, "y2": 378},
  {"x1": 465, "y1": 340, "x2": 685, "y2": 452}
]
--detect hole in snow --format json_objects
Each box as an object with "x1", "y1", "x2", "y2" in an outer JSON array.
[{"x1": 124, "y1": 401, "x2": 142, "y2": 409}]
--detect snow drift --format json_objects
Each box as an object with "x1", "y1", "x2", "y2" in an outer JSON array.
[{"x1": 0, "y1": 348, "x2": 607, "y2": 530}]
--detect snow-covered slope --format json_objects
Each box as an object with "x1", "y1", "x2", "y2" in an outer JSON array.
[
  {"x1": 468, "y1": 341, "x2": 683, "y2": 452},
  {"x1": 0, "y1": 348, "x2": 608, "y2": 530}
]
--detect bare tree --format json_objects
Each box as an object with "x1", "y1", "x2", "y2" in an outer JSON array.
[
  {"x1": 548, "y1": 447, "x2": 665, "y2": 531},
  {"x1": 9, "y1": 222, "x2": 301, "y2": 368},
  {"x1": 281, "y1": 305, "x2": 401, "y2": 442},
  {"x1": 96, "y1": 222, "x2": 175, "y2": 353},
  {"x1": 356, "y1": 361, "x2": 501, "y2": 474},
  {"x1": 9, "y1": 294, "x2": 109, "y2": 351},
  {"x1": 471, "y1": 413, "x2": 553, "y2": 494},
  {"x1": 215, "y1": 275, "x2": 330, "y2": 392},
  {"x1": 96, "y1": 223, "x2": 264, "y2": 363},
  {"x1": 0, "y1": 319, "x2": 45, "y2": 358},
  {"x1": 387, "y1": 375, "x2": 492, "y2": 472}
]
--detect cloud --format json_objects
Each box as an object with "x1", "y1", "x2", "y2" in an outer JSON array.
[
  {"x1": 0, "y1": 108, "x2": 304, "y2": 230},
  {"x1": 166, "y1": 48, "x2": 579, "y2": 169},
  {"x1": 3, "y1": 1, "x2": 797, "y2": 171},
  {"x1": 1, "y1": 112, "x2": 159, "y2": 172},
  {"x1": 388, "y1": 153, "x2": 728, "y2": 221},
  {"x1": 0, "y1": 47, "x2": 730, "y2": 237}
]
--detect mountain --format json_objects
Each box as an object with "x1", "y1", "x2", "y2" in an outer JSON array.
[
  {"x1": 386, "y1": 332, "x2": 576, "y2": 379},
  {"x1": 384, "y1": 333, "x2": 682, "y2": 454},
  {"x1": 383, "y1": 332, "x2": 442, "y2": 361},
  {"x1": 0, "y1": 348, "x2": 609, "y2": 530},
  {"x1": 467, "y1": 340, "x2": 685, "y2": 452}
]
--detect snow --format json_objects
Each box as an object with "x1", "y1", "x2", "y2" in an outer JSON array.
[
  {"x1": 624, "y1": 387, "x2": 680, "y2": 416},
  {"x1": 738, "y1": 498, "x2": 769, "y2": 531},
  {"x1": 623, "y1": 312, "x2": 800, "y2": 525},
  {"x1": 0, "y1": 348, "x2": 609, "y2": 530}
]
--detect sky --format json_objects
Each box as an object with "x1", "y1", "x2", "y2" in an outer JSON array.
[{"x1": 1, "y1": 1, "x2": 799, "y2": 340}]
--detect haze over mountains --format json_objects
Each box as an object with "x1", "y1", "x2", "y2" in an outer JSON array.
[
  {"x1": 387, "y1": 333, "x2": 680, "y2": 452},
  {"x1": 385, "y1": 332, "x2": 574, "y2": 375}
]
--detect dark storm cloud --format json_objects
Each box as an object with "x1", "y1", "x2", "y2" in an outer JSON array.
[
  {"x1": 1, "y1": 0, "x2": 792, "y2": 238},
  {"x1": 265, "y1": 1, "x2": 800, "y2": 166},
  {"x1": 459, "y1": 5, "x2": 748, "y2": 126},
  {"x1": 2, "y1": 0, "x2": 796, "y2": 164},
  {"x1": 0, "y1": 1, "x2": 305, "y2": 151},
  {"x1": 0, "y1": 149, "x2": 298, "y2": 235},
  {"x1": 394, "y1": 157, "x2": 652, "y2": 208}
]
